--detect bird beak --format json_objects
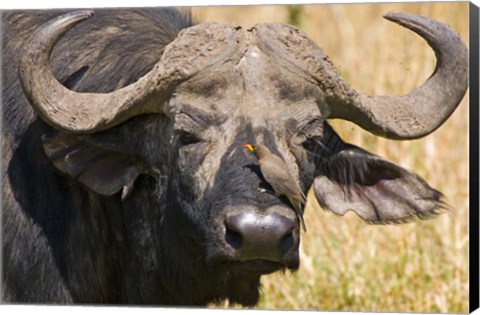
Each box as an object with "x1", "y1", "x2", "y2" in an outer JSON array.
[{"x1": 243, "y1": 144, "x2": 255, "y2": 152}]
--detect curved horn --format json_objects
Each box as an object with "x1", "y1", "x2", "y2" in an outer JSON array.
[
  {"x1": 19, "y1": 11, "x2": 246, "y2": 134},
  {"x1": 328, "y1": 13, "x2": 468, "y2": 139},
  {"x1": 18, "y1": 10, "x2": 175, "y2": 134},
  {"x1": 254, "y1": 13, "x2": 468, "y2": 140}
]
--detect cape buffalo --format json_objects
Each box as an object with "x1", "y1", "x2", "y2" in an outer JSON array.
[{"x1": 1, "y1": 7, "x2": 468, "y2": 306}]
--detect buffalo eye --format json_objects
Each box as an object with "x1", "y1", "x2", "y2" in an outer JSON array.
[
  {"x1": 297, "y1": 118, "x2": 324, "y2": 153},
  {"x1": 302, "y1": 137, "x2": 317, "y2": 152},
  {"x1": 177, "y1": 131, "x2": 201, "y2": 146}
]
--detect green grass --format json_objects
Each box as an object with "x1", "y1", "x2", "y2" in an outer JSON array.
[{"x1": 287, "y1": 5, "x2": 304, "y2": 28}]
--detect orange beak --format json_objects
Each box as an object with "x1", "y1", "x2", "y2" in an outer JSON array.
[{"x1": 243, "y1": 144, "x2": 255, "y2": 152}]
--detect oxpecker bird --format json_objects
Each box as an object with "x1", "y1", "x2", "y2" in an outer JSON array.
[{"x1": 244, "y1": 144, "x2": 307, "y2": 232}]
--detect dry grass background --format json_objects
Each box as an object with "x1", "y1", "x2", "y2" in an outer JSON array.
[{"x1": 193, "y1": 2, "x2": 470, "y2": 313}]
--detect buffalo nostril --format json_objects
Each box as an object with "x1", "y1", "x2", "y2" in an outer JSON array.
[
  {"x1": 225, "y1": 226, "x2": 243, "y2": 250},
  {"x1": 280, "y1": 231, "x2": 294, "y2": 254}
]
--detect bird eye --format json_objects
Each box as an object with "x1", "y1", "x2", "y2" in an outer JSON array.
[
  {"x1": 178, "y1": 131, "x2": 201, "y2": 146},
  {"x1": 302, "y1": 138, "x2": 317, "y2": 152}
]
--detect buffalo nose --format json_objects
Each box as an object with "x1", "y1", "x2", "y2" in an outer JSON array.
[{"x1": 224, "y1": 212, "x2": 296, "y2": 262}]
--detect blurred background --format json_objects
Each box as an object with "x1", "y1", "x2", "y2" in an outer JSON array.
[{"x1": 193, "y1": 2, "x2": 470, "y2": 312}]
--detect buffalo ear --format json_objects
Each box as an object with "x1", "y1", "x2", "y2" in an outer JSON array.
[
  {"x1": 42, "y1": 132, "x2": 144, "y2": 200},
  {"x1": 313, "y1": 138, "x2": 447, "y2": 224}
]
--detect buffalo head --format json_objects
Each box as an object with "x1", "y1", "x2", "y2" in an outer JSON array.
[{"x1": 17, "y1": 10, "x2": 468, "y2": 305}]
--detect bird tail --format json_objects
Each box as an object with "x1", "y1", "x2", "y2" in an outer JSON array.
[{"x1": 290, "y1": 198, "x2": 307, "y2": 233}]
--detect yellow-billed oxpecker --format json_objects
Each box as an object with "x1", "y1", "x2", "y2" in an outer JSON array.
[{"x1": 244, "y1": 144, "x2": 307, "y2": 232}]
